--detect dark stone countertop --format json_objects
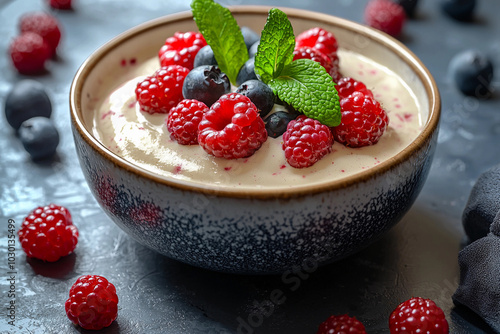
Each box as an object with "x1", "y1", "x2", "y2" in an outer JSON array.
[{"x1": 1, "y1": 0, "x2": 499, "y2": 333}]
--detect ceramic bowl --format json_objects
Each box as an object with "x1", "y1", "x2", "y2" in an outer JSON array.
[{"x1": 70, "y1": 6, "x2": 440, "y2": 274}]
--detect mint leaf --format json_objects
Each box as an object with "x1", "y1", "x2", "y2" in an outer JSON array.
[
  {"x1": 269, "y1": 59, "x2": 341, "y2": 127},
  {"x1": 254, "y1": 8, "x2": 295, "y2": 84},
  {"x1": 191, "y1": 0, "x2": 248, "y2": 85}
]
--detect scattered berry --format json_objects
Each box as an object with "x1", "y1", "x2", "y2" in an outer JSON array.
[
  {"x1": 193, "y1": 45, "x2": 218, "y2": 68},
  {"x1": 317, "y1": 314, "x2": 367, "y2": 334},
  {"x1": 336, "y1": 77, "x2": 374, "y2": 100},
  {"x1": 295, "y1": 27, "x2": 338, "y2": 62},
  {"x1": 449, "y1": 49, "x2": 494, "y2": 98},
  {"x1": 65, "y1": 275, "x2": 118, "y2": 330},
  {"x1": 236, "y1": 57, "x2": 258, "y2": 86},
  {"x1": 265, "y1": 111, "x2": 298, "y2": 138},
  {"x1": 293, "y1": 47, "x2": 337, "y2": 80},
  {"x1": 393, "y1": 0, "x2": 419, "y2": 17},
  {"x1": 19, "y1": 12, "x2": 62, "y2": 55},
  {"x1": 198, "y1": 93, "x2": 267, "y2": 159},
  {"x1": 235, "y1": 79, "x2": 275, "y2": 118},
  {"x1": 166, "y1": 99, "x2": 208, "y2": 145},
  {"x1": 389, "y1": 297, "x2": 449, "y2": 334},
  {"x1": 364, "y1": 0, "x2": 406, "y2": 37},
  {"x1": 4, "y1": 79, "x2": 52, "y2": 130},
  {"x1": 248, "y1": 40, "x2": 260, "y2": 59},
  {"x1": 48, "y1": 0, "x2": 72, "y2": 10},
  {"x1": 333, "y1": 91, "x2": 389, "y2": 148},
  {"x1": 182, "y1": 65, "x2": 231, "y2": 107},
  {"x1": 135, "y1": 65, "x2": 190, "y2": 114},
  {"x1": 240, "y1": 26, "x2": 260, "y2": 50},
  {"x1": 282, "y1": 115, "x2": 333, "y2": 168},
  {"x1": 158, "y1": 31, "x2": 206, "y2": 70},
  {"x1": 19, "y1": 117, "x2": 60, "y2": 160},
  {"x1": 18, "y1": 204, "x2": 78, "y2": 262},
  {"x1": 441, "y1": 0, "x2": 476, "y2": 21},
  {"x1": 9, "y1": 32, "x2": 51, "y2": 74}
]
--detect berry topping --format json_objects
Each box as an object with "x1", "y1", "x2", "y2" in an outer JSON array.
[
  {"x1": 449, "y1": 49, "x2": 494, "y2": 98},
  {"x1": 48, "y1": 0, "x2": 72, "y2": 10},
  {"x1": 135, "y1": 65, "x2": 190, "y2": 114},
  {"x1": 389, "y1": 297, "x2": 449, "y2": 334},
  {"x1": 182, "y1": 65, "x2": 231, "y2": 107},
  {"x1": 317, "y1": 314, "x2": 367, "y2": 334},
  {"x1": 193, "y1": 45, "x2": 218, "y2": 68},
  {"x1": 393, "y1": 0, "x2": 419, "y2": 17},
  {"x1": 19, "y1": 12, "x2": 62, "y2": 55},
  {"x1": 166, "y1": 99, "x2": 209, "y2": 145},
  {"x1": 65, "y1": 275, "x2": 118, "y2": 330},
  {"x1": 236, "y1": 57, "x2": 258, "y2": 86},
  {"x1": 441, "y1": 0, "x2": 476, "y2": 21},
  {"x1": 265, "y1": 110, "x2": 298, "y2": 138},
  {"x1": 235, "y1": 79, "x2": 275, "y2": 118},
  {"x1": 295, "y1": 27, "x2": 338, "y2": 62},
  {"x1": 18, "y1": 204, "x2": 78, "y2": 262},
  {"x1": 333, "y1": 91, "x2": 389, "y2": 148},
  {"x1": 293, "y1": 47, "x2": 338, "y2": 81},
  {"x1": 240, "y1": 26, "x2": 260, "y2": 50},
  {"x1": 364, "y1": 0, "x2": 406, "y2": 37},
  {"x1": 4, "y1": 79, "x2": 52, "y2": 130},
  {"x1": 9, "y1": 32, "x2": 51, "y2": 74},
  {"x1": 198, "y1": 93, "x2": 267, "y2": 159},
  {"x1": 19, "y1": 117, "x2": 60, "y2": 160},
  {"x1": 158, "y1": 31, "x2": 207, "y2": 70},
  {"x1": 248, "y1": 40, "x2": 260, "y2": 59},
  {"x1": 282, "y1": 115, "x2": 334, "y2": 168},
  {"x1": 336, "y1": 77, "x2": 374, "y2": 100}
]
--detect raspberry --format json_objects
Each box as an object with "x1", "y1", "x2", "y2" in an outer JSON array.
[
  {"x1": 158, "y1": 31, "x2": 207, "y2": 70},
  {"x1": 333, "y1": 91, "x2": 389, "y2": 148},
  {"x1": 19, "y1": 12, "x2": 62, "y2": 55},
  {"x1": 65, "y1": 275, "x2": 118, "y2": 330},
  {"x1": 9, "y1": 32, "x2": 51, "y2": 74},
  {"x1": 18, "y1": 204, "x2": 78, "y2": 262},
  {"x1": 198, "y1": 93, "x2": 268, "y2": 159},
  {"x1": 329, "y1": 51, "x2": 342, "y2": 83},
  {"x1": 365, "y1": 0, "x2": 406, "y2": 37},
  {"x1": 135, "y1": 65, "x2": 190, "y2": 114},
  {"x1": 317, "y1": 314, "x2": 367, "y2": 334},
  {"x1": 389, "y1": 297, "x2": 449, "y2": 334},
  {"x1": 166, "y1": 99, "x2": 209, "y2": 145},
  {"x1": 336, "y1": 77, "x2": 374, "y2": 100},
  {"x1": 293, "y1": 47, "x2": 338, "y2": 80},
  {"x1": 48, "y1": 0, "x2": 72, "y2": 10},
  {"x1": 282, "y1": 115, "x2": 333, "y2": 168},
  {"x1": 296, "y1": 27, "x2": 338, "y2": 62}
]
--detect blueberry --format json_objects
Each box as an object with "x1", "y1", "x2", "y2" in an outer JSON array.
[
  {"x1": 265, "y1": 111, "x2": 298, "y2": 138},
  {"x1": 193, "y1": 45, "x2": 218, "y2": 68},
  {"x1": 18, "y1": 117, "x2": 59, "y2": 160},
  {"x1": 393, "y1": 0, "x2": 419, "y2": 17},
  {"x1": 4, "y1": 79, "x2": 52, "y2": 130},
  {"x1": 235, "y1": 80, "x2": 275, "y2": 118},
  {"x1": 236, "y1": 58, "x2": 258, "y2": 86},
  {"x1": 182, "y1": 65, "x2": 231, "y2": 107},
  {"x1": 240, "y1": 26, "x2": 260, "y2": 51},
  {"x1": 449, "y1": 49, "x2": 494, "y2": 98},
  {"x1": 441, "y1": 0, "x2": 476, "y2": 21},
  {"x1": 248, "y1": 41, "x2": 260, "y2": 59}
]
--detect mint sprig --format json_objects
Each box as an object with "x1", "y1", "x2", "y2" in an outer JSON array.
[
  {"x1": 191, "y1": 0, "x2": 248, "y2": 85},
  {"x1": 255, "y1": 8, "x2": 341, "y2": 127}
]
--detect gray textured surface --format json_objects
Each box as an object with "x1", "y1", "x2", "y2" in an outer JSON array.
[{"x1": 0, "y1": 0, "x2": 499, "y2": 333}]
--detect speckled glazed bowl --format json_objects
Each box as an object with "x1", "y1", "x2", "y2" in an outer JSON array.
[{"x1": 70, "y1": 6, "x2": 440, "y2": 274}]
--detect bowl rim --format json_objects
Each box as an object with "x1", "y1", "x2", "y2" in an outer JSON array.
[{"x1": 70, "y1": 5, "x2": 441, "y2": 200}]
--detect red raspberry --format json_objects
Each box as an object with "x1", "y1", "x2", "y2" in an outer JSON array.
[
  {"x1": 296, "y1": 27, "x2": 338, "y2": 62},
  {"x1": 135, "y1": 65, "x2": 190, "y2": 114},
  {"x1": 19, "y1": 12, "x2": 62, "y2": 55},
  {"x1": 65, "y1": 275, "x2": 118, "y2": 330},
  {"x1": 48, "y1": 0, "x2": 72, "y2": 10},
  {"x1": 166, "y1": 99, "x2": 209, "y2": 145},
  {"x1": 158, "y1": 31, "x2": 207, "y2": 70},
  {"x1": 336, "y1": 77, "x2": 374, "y2": 100},
  {"x1": 293, "y1": 47, "x2": 340, "y2": 81},
  {"x1": 365, "y1": 0, "x2": 406, "y2": 37},
  {"x1": 317, "y1": 314, "x2": 367, "y2": 334},
  {"x1": 198, "y1": 93, "x2": 268, "y2": 159},
  {"x1": 333, "y1": 91, "x2": 389, "y2": 148},
  {"x1": 389, "y1": 297, "x2": 449, "y2": 334},
  {"x1": 9, "y1": 32, "x2": 51, "y2": 74},
  {"x1": 282, "y1": 115, "x2": 333, "y2": 168},
  {"x1": 18, "y1": 204, "x2": 78, "y2": 262},
  {"x1": 329, "y1": 51, "x2": 342, "y2": 83}
]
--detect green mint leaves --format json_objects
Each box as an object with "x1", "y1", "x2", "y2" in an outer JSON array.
[
  {"x1": 191, "y1": 0, "x2": 248, "y2": 86},
  {"x1": 255, "y1": 8, "x2": 340, "y2": 127}
]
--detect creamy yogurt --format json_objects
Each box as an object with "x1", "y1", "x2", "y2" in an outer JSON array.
[{"x1": 92, "y1": 49, "x2": 423, "y2": 190}]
